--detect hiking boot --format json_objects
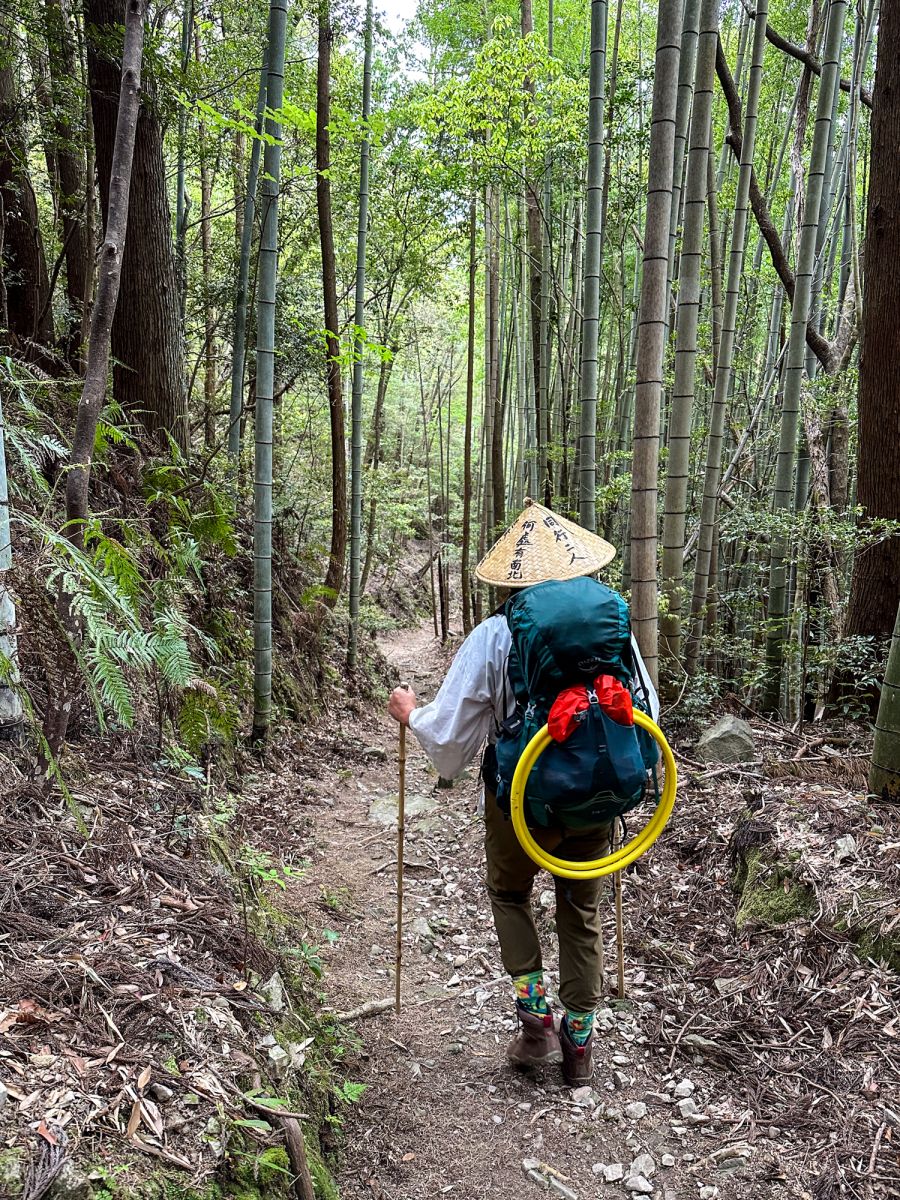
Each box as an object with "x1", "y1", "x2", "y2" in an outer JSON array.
[
  {"x1": 560, "y1": 1019, "x2": 593, "y2": 1086},
  {"x1": 507, "y1": 1003, "x2": 563, "y2": 1068}
]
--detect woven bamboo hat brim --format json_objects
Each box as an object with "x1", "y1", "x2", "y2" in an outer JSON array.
[{"x1": 474, "y1": 498, "x2": 617, "y2": 588}]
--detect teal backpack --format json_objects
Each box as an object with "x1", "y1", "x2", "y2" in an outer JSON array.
[{"x1": 484, "y1": 577, "x2": 658, "y2": 829}]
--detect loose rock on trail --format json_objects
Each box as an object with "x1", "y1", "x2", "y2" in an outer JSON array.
[{"x1": 278, "y1": 621, "x2": 898, "y2": 1200}]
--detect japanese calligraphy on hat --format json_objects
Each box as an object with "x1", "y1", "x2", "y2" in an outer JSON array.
[{"x1": 474, "y1": 498, "x2": 617, "y2": 588}]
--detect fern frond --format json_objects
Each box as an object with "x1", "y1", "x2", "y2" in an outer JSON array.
[{"x1": 86, "y1": 645, "x2": 135, "y2": 727}]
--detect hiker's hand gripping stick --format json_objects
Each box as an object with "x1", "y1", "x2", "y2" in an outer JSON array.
[
  {"x1": 389, "y1": 685, "x2": 417, "y2": 725},
  {"x1": 509, "y1": 710, "x2": 678, "y2": 881}
]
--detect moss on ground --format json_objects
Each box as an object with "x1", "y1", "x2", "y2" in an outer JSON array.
[
  {"x1": 0, "y1": 1148, "x2": 23, "y2": 1192},
  {"x1": 734, "y1": 849, "x2": 817, "y2": 929},
  {"x1": 850, "y1": 927, "x2": 900, "y2": 971},
  {"x1": 305, "y1": 1136, "x2": 341, "y2": 1200},
  {"x1": 224, "y1": 1142, "x2": 294, "y2": 1199}
]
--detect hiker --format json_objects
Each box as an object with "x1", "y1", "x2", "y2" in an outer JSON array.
[{"x1": 388, "y1": 499, "x2": 659, "y2": 1086}]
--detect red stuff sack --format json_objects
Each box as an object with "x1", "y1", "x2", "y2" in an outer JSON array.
[
  {"x1": 548, "y1": 686, "x2": 590, "y2": 743},
  {"x1": 594, "y1": 674, "x2": 634, "y2": 726}
]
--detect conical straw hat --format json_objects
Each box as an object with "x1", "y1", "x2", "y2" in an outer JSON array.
[{"x1": 475, "y1": 499, "x2": 617, "y2": 588}]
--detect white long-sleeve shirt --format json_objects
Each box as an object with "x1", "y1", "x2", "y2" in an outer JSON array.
[{"x1": 408, "y1": 614, "x2": 659, "y2": 780}]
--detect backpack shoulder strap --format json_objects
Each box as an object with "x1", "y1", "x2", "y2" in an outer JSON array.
[{"x1": 628, "y1": 626, "x2": 652, "y2": 712}]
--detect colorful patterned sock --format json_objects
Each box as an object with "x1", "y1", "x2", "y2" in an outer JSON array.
[
  {"x1": 512, "y1": 970, "x2": 550, "y2": 1016},
  {"x1": 564, "y1": 1009, "x2": 595, "y2": 1046}
]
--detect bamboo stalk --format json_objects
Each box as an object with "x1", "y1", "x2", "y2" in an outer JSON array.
[
  {"x1": 630, "y1": 0, "x2": 683, "y2": 687},
  {"x1": 347, "y1": 0, "x2": 375, "y2": 668},
  {"x1": 660, "y1": 0, "x2": 717, "y2": 668},
  {"x1": 763, "y1": 0, "x2": 848, "y2": 711}
]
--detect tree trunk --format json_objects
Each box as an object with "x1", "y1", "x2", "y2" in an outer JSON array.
[
  {"x1": 252, "y1": 0, "x2": 288, "y2": 744},
  {"x1": 174, "y1": 0, "x2": 192, "y2": 319},
  {"x1": 43, "y1": 0, "x2": 91, "y2": 357},
  {"x1": 577, "y1": 0, "x2": 608, "y2": 530},
  {"x1": 763, "y1": 0, "x2": 847, "y2": 712},
  {"x1": 39, "y1": 0, "x2": 144, "y2": 771},
  {"x1": 629, "y1": 0, "x2": 682, "y2": 688},
  {"x1": 228, "y1": 55, "x2": 268, "y2": 467},
  {"x1": 667, "y1": 0, "x2": 701, "y2": 306},
  {"x1": 686, "y1": 0, "x2": 770, "y2": 675},
  {"x1": 706, "y1": 149, "x2": 723, "y2": 374},
  {"x1": 347, "y1": 0, "x2": 374, "y2": 668},
  {"x1": 85, "y1": 0, "x2": 188, "y2": 451},
  {"x1": 195, "y1": 30, "x2": 217, "y2": 452},
  {"x1": 845, "y1": 0, "x2": 900, "y2": 642},
  {"x1": 360, "y1": 351, "x2": 394, "y2": 595},
  {"x1": 870, "y1": 599, "x2": 900, "y2": 802},
  {"x1": 482, "y1": 189, "x2": 495, "y2": 540},
  {"x1": 599, "y1": 0, "x2": 623, "y2": 265},
  {"x1": 537, "y1": 0, "x2": 554, "y2": 508},
  {"x1": 521, "y1": 0, "x2": 548, "y2": 504},
  {"x1": 0, "y1": 45, "x2": 55, "y2": 349},
  {"x1": 0, "y1": 387, "x2": 23, "y2": 738},
  {"x1": 461, "y1": 197, "x2": 477, "y2": 634},
  {"x1": 317, "y1": 4, "x2": 347, "y2": 607},
  {"x1": 488, "y1": 185, "x2": 504, "y2": 533},
  {"x1": 659, "y1": 0, "x2": 717, "y2": 668}
]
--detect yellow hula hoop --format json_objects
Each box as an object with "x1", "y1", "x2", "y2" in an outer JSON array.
[{"x1": 509, "y1": 709, "x2": 678, "y2": 880}]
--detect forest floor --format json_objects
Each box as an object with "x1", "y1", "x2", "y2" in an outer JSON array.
[
  {"x1": 1, "y1": 614, "x2": 898, "y2": 1200},
  {"x1": 273, "y1": 620, "x2": 900, "y2": 1200}
]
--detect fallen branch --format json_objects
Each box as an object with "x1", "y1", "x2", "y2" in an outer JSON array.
[
  {"x1": 243, "y1": 1096, "x2": 311, "y2": 1122},
  {"x1": 127, "y1": 1135, "x2": 192, "y2": 1171},
  {"x1": 282, "y1": 1116, "x2": 316, "y2": 1200},
  {"x1": 331, "y1": 997, "x2": 394, "y2": 1022},
  {"x1": 213, "y1": 1070, "x2": 312, "y2": 1122}
]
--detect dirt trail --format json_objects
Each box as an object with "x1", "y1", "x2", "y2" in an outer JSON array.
[{"x1": 278, "y1": 621, "x2": 822, "y2": 1200}]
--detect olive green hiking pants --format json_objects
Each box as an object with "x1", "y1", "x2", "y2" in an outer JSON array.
[{"x1": 483, "y1": 791, "x2": 611, "y2": 1014}]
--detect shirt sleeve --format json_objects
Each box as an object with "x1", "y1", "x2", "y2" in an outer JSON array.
[
  {"x1": 407, "y1": 616, "x2": 511, "y2": 780},
  {"x1": 630, "y1": 636, "x2": 660, "y2": 722}
]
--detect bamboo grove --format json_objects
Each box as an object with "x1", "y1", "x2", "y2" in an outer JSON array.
[{"x1": 0, "y1": 0, "x2": 898, "y2": 793}]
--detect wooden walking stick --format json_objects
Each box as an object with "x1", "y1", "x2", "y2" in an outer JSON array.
[
  {"x1": 395, "y1": 684, "x2": 409, "y2": 1015},
  {"x1": 613, "y1": 817, "x2": 626, "y2": 999}
]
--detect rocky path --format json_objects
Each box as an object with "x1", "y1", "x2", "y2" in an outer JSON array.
[{"x1": 278, "y1": 622, "x2": 820, "y2": 1200}]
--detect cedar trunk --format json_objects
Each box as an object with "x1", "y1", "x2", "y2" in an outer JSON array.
[
  {"x1": 845, "y1": 0, "x2": 900, "y2": 640},
  {"x1": 0, "y1": 50, "x2": 55, "y2": 348},
  {"x1": 40, "y1": 0, "x2": 145, "y2": 771},
  {"x1": 44, "y1": 0, "x2": 92, "y2": 348},
  {"x1": 870, "y1": 600, "x2": 900, "y2": 801},
  {"x1": 85, "y1": 0, "x2": 188, "y2": 451},
  {"x1": 318, "y1": 6, "x2": 347, "y2": 606}
]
